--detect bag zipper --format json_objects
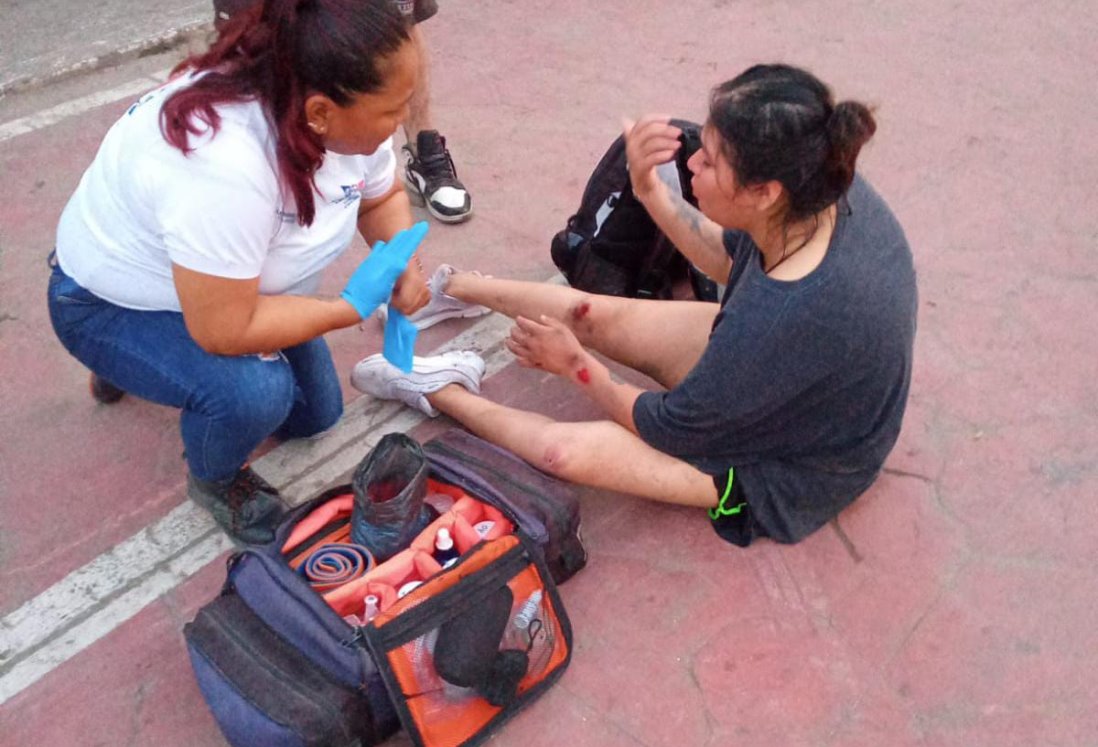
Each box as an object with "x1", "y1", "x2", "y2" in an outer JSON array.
[
  {"x1": 235, "y1": 550, "x2": 364, "y2": 657},
  {"x1": 205, "y1": 601, "x2": 355, "y2": 742},
  {"x1": 369, "y1": 541, "x2": 532, "y2": 650}
]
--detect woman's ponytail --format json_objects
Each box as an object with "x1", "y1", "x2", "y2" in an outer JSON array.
[
  {"x1": 265, "y1": 0, "x2": 326, "y2": 225},
  {"x1": 825, "y1": 100, "x2": 877, "y2": 196}
]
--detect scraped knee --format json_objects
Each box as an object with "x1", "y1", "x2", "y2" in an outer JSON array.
[
  {"x1": 534, "y1": 426, "x2": 585, "y2": 481},
  {"x1": 565, "y1": 294, "x2": 607, "y2": 344}
]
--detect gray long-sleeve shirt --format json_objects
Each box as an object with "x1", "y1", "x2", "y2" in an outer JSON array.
[{"x1": 633, "y1": 175, "x2": 917, "y2": 543}]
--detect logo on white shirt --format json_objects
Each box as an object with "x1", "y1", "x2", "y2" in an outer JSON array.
[{"x1": 335, "y1": 179, "x2": 368, "y2": 207}]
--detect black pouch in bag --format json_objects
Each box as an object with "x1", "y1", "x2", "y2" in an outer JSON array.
[
  {"x1": 433, "y1": 586, "x2": 514, "y2": 689},
  {"x1": 351, "y1": 433, "x2": 433, "y2": 561}
]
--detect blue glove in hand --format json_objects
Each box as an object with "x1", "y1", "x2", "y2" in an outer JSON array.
[
  {"x1": 340, "y1": 221, "x2": 429, "y2": 319},
  {"x1": 383, "y1": 309, "x2": 418, "y2": 373}
]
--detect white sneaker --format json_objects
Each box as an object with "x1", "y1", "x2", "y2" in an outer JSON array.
[
  {"x1": 377, "y1": 265, "x2": 490, "y2": 330},
  {"x1": 351, "y1": 351, "x2": 486, "y2": 417}
]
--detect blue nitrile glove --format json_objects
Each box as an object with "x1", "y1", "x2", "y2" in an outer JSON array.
[
  {"x1": 383, "y1": 309, "x2": 418, "y2": 372},
  {"x1": 340, "y1": 222, "x2": 429, "y2": 319}
]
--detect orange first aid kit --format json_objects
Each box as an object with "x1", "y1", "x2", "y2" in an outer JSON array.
[{"x1": 184, "y1": 430, "x2": 584, "y2": 747}]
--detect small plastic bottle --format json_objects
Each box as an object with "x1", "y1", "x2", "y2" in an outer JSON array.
[
  {"x1": 502, "y1": 590, "x2": 545, "y2": 649},
  {"x1": 434, "y1": 527, "x2": 460, "y2": 565},
  {"x1": 362, "y1": 594, "x2": 380, "y2": 623},
  {"x1": 513, "y1": 590, "x2": 543, "y2": 630},
  {"x1": 424, "y1": 492, "x2": 456, "y2": 515},
  {"x1": 398, "y1": 580, "x2": 423, "y2": 598}
]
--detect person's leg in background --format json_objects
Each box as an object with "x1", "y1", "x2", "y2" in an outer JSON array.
[
  {"x1": 398, "y1": 0, "x2": 473, "y2": 223},
  {"x1": 47, "y1": 263, "x2": 293, "y2": 543}
]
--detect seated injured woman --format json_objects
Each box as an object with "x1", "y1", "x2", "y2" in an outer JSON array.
[{"x1": 353, "y1": 64, "x2": 917, "y2": 546}]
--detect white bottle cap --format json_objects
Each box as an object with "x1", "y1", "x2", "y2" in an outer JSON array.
[
  {"x1": 436, "y1": 527, "x2": 454, "y2": 551},
  {"x1": 398, "y1": 580, "x2": 423, "y2": 598},
  {"x1": 514, "y1": 590, "x2": 544, "y2": 629}
]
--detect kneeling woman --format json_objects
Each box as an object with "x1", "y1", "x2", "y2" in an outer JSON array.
[
  {"x1": 48, "y1": 0, "x2": 433, "y2": 543},
  {"x1": 356, "y1": 64, "x2": 917, "y2": 546}
]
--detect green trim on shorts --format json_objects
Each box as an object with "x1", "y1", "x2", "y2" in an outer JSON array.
[{"x1": 708, "y1": 467, "x2": 747, "y2": 521}]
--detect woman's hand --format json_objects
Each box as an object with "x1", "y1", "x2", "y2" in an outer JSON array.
[
  {"x1": 621, "y1": 115, "x2": 682, "y2": 204},
  {"x1": 389, "y1": 261, "x2": 430, "y2": 315},
  {"x1": 506, "y1": 315, "x2": 587, "y2": 377},
  {"x1": 341, "y1": 222, "x2": 428, "y2": 319}
]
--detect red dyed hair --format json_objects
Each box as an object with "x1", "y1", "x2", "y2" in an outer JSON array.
[{"x1": 160, "y1": 0, "x2": 409, "y2": 225}]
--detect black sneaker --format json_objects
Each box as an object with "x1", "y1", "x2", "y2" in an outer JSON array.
[
  {"x1": 90, "y1": 374, "x2": 126, "y2": 404},
  {"x1": 187, "y1": 466, "x2": 285, "y2": 545},
  {"x1": 404, "y1": 130, "x2": 472, "y2": 223}
]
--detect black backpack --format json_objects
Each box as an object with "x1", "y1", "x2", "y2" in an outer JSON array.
[{"x1": 550, "y1": 118, "x2": 719, "y2": 302}]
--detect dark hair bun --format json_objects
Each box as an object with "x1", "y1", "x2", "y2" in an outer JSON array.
[
  {"x1": 826, "y1": 101, "x2": 877, "y2": 190},
  {"x1": 709, "y1": 65, "x2": 878, "y2": 223}
]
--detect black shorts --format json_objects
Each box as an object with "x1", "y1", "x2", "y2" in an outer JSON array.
[{"x1": 708, "y1": 469, "x2": 766, "y2": 547}]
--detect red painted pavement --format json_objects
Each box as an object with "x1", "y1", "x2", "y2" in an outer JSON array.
[{"x1": 2, "y1": 0, "x2": 1097, "y2": 745}]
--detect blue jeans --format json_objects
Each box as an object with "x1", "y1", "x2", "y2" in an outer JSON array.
[{"x1": 47, "y1": 261, "x2": 343, "y2": 482}]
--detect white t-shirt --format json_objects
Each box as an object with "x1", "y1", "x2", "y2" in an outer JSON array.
[{"x1": 56, "y1": 74, "x2": 397, "y2": 311}]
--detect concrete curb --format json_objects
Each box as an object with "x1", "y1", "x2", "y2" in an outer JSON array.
[{"x1": 0, "y1": 21, "x2": 212, "y2": 98}]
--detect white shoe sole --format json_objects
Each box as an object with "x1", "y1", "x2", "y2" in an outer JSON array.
[{"x1": 404, "y1": 177, "x2": 473, "y2": 224}]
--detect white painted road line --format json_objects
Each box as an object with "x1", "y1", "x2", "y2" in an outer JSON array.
[
  {"x1": 0, "y1": 532, "x2": 235, "y2": 706},
  {"x1": 0, "y1": 69, "x2": 170, "y2": 143},
  {"x1": 0, "y1": 280, "x2": 563, "y2": 705}
]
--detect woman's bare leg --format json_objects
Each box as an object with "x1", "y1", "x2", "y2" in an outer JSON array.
[
  {"x1": 428, "y1": 385, "x2": 718, "y2": 507},
  {"x1": 401, "y1": 25, "x2": 434, "y2": 142},
  {"x1": 446, "y1": 273, "x2": 718, "y2": 389}
]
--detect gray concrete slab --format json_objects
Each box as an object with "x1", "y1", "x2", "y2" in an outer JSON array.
[{"x1": 0, "y1": 0, "x2": 210, "y2": 94}]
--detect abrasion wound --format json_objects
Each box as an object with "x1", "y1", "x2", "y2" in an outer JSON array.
[{"x1": 567, "y1": 297, "x2": 596, "y2": 342}]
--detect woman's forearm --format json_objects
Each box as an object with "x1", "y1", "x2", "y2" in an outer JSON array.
[
  {"x1": 213, "y1": 187, "x2": 420, "y2": 355},
  {"x1": 357, "y1": 183, "x2": 415, "y2": 246},
  {"x1": 566, "y1": 352, "x2": 644, "y2": 435},
  {"x1": 639, "y1": 180, "x2": 731, "y2": 283},
  {"x1": 192, "y1": 293, "x2": 360, "y2": 356}
]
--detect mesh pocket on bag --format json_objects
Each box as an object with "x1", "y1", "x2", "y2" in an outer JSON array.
[{"x1": 365, "y1": 536, "x2": 571, "y2": 747}]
